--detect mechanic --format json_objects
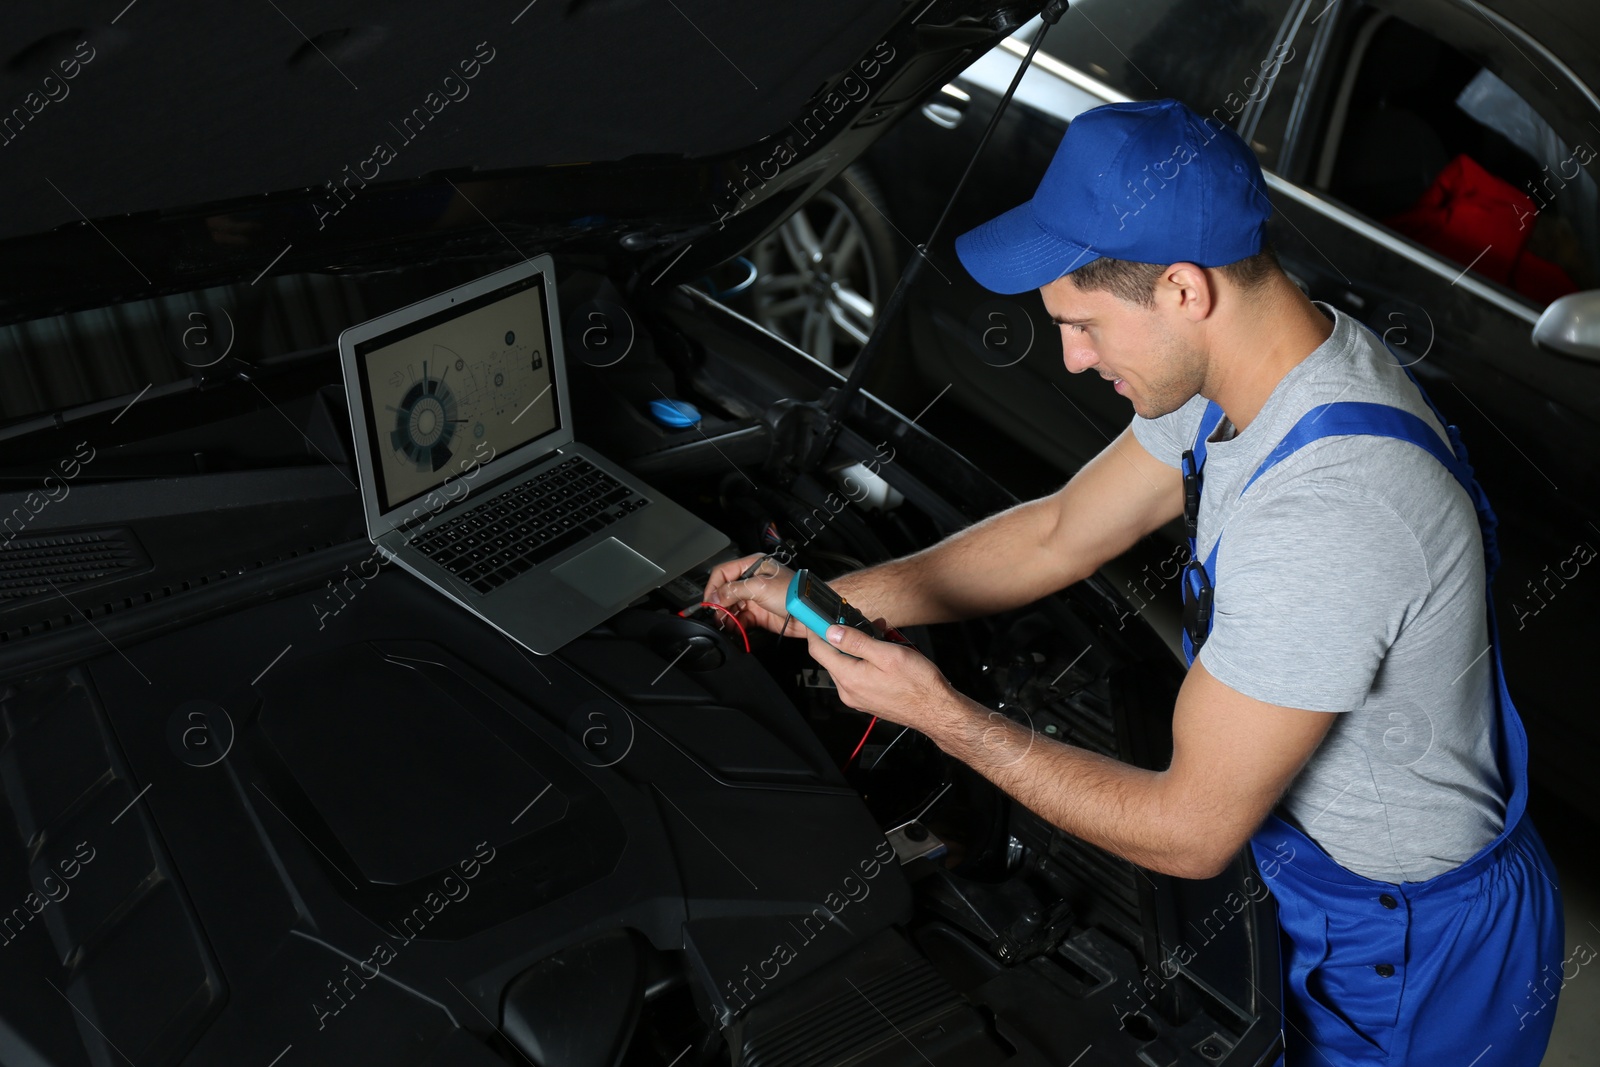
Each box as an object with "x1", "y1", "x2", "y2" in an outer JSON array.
[{"x1": 705, "y1": 99, "x2": 1564, "y2": 1065}]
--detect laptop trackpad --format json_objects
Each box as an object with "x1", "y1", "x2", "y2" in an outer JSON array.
[{"x1": 552, "y1": 537, "x2": 665, "y2": 606}]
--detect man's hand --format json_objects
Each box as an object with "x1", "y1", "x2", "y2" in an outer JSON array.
[
  {"x1": 702, "y1": 554, "x2": 808, "y2": 638},
  {"x1": 803, "y1": 623, "x2": 966, "y2": 735}
]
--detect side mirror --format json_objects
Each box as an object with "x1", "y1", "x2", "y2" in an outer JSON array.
[{"x1": 1532, "y1": 290, "x2": 1600, "y2": 362}]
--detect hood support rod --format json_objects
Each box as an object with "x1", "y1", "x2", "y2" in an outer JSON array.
[{"x1": 800, "y1": 0, "x2": 1071, "y2": 467}]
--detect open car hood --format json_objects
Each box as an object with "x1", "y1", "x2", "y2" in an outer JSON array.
[{"x1": 0, "y1": 0, "x2": 1033, "y2": 323}]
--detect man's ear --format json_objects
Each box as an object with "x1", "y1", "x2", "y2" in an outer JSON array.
[{"x1": 1162, "y1": 262, "x2": 1213, "y2": 322}]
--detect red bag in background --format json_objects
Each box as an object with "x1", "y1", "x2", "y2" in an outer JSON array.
[{"x1": 1385, "y1": 153, "x2": 1577, "y2": 304}]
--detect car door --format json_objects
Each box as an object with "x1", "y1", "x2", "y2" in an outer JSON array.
[{"x1": 1251, "y1": 0, "x2": 1600, "y2": 818}]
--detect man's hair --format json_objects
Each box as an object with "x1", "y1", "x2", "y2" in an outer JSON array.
[{"x1": 1067, "y1": 241, "x2": 1280, "y2": 307}]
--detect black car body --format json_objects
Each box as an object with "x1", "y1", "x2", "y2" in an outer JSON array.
[
  {"x1": 831, "y1": 0, "x2": 1600, "y2": 822},
  {"x1": 0, "y1": 4, "x2": 1288, "y2": 1065}
]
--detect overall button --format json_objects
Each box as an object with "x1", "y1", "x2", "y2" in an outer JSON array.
[
  {"x1": 1379, "y1": 893, "x2": 1398, "y2": 909},
  {"x1": 1375, "y1": 963, "x2": 1395, "y2": 978}
]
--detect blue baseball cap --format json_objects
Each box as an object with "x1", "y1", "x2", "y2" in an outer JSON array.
[{"x1": 955, "y1": 99, "x2": 1273, "y2": 295}]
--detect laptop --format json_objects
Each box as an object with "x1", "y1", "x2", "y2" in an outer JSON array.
[{"x1": 337, "y1": 255, "x2": 729, "y2": 654}]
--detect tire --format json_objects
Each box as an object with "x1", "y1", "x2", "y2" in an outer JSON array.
[{"x1": 740, "y1": 164, "x2": 903, "y2": 371}]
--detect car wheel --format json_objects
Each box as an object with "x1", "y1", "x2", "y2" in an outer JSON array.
[{"x1": 743, "y1": 164, "x2": 901, "y2": 370}]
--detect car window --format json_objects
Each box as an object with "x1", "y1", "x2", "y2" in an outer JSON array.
[
  {"x1": 1034, "y1": 0, "x2": 1297, "y2": 135},
  {"x1": 1308, "y1": 8, "x2": 1599, "y2": 306}
]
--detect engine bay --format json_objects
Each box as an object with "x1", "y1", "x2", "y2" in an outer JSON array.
[{"x1": 0, "y1": 263, "x2": 1277, "y2": 1067}]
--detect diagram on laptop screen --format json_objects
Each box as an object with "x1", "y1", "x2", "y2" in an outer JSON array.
[{"x1": 364, "y1": 282, "x2": 556, "y2": 510}]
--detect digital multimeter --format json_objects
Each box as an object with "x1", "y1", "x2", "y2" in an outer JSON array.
[
  {"x1": 786, "y1": 569, "x2": 880, "y2": 643},
  {"x1": 785, "y1": 570, "x2": 918, "y2": 663}
]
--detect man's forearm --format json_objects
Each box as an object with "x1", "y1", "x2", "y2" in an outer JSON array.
[
  {"x1": 832, "y1": 497, "x2": 1091, "y2": 628},
  {"x1": 925, "y1": 691, "x2": 1218, "y2": 879},
  {"x1": 829, "y1": 427, "x2": 1182, "y2": 630}
]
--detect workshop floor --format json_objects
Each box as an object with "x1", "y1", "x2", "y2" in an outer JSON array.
[
  {"x1": 1105, "y1": 557, "x2": 1600, "y2": 1065},
  {"x1": 1531, "y1": 793, "x2": 1600, "y2": 1066}
]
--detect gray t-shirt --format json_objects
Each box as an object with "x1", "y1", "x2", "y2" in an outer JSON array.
[{"x1": 1130, "y1": 304, "x2": 1505, "y2": 882}]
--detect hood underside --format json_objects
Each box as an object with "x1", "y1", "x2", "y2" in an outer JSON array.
[
  {"x1": 5, "y1": 0, "x2": 906, "y2": 234},
  {"x1": 1, "y1": 1, "x2": 1031, "y2": 319}
]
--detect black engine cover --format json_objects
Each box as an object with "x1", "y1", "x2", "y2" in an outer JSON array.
[{"x1": 0, "y1": 563, "x2": 910, "y2": 1065}]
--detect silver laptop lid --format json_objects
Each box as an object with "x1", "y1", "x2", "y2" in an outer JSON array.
[{"x1": 338, "y1": 256, "x2": 572, "y2": 540}]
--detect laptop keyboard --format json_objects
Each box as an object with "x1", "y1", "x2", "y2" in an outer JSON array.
[{"x1": 410, "y1": 456, "x2": 650, "y2": 594}]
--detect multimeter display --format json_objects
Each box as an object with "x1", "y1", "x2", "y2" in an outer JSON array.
[{"x1": 787, "y1": 569, "x2": 881, "y2": 642}]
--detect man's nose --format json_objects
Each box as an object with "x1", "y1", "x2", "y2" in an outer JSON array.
[{"x1": 1061, "y1": 334, "x2": 1097, "y2": 374}]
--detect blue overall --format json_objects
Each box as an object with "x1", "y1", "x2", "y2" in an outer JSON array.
[{"x1": 1178, "y1": 364, "x2": 1564, "y2": 1064}]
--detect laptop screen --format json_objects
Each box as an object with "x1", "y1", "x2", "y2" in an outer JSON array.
[{"x1": 353, "y1": 270, "x2": 559, "y2": 515}]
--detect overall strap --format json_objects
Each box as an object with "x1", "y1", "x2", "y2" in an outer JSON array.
[
  {"x1": 1181, "y1": 401, "x2": 1229, "y2": 560},
  {"x1": 1243, "y1": 402, "x2": 1463, "y2": 495},
  {"x1": 1190, "y1": 401, "x2": 1229, "y2": 470},
  {"x1": 1180, "y1": 394, "x2": 1499, "y2": 668},
  {"x1": 1212, "y1": 399, "x2": 1484, "y2": 582},
  {"x1": 1179, "y1": 402, "x2": 1228, "y2": 665}
]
